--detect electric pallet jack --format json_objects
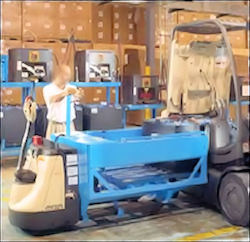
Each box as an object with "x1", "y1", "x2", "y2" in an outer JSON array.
[{"x1": 8, "y1": 19, "x2": 249, "y2": 232}]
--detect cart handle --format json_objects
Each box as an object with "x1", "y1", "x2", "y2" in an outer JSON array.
[{"x1": 66, "y1": 95, "x2": 72, "y2": 136}]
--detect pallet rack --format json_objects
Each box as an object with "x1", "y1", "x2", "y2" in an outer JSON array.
[{"x1": 1, "y1": 81, "x2": 164, "y2": 157}]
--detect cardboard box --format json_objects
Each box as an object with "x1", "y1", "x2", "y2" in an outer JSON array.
[
  {"x1": 1, "y1": 1, "x2": 22, "y2": 38},
  {"x1": 112, "y1": 4, "x2": 136, "y2": 44},
  {"x1": 35, "y1": 87, "x2": 45, "y2": 105},
  {"x1": 57, "y1": 2, "x2": 92, "y2": 41},
  {"x1": 235, "y1": 55, "x2": 249, "y2": 77},
  {"x1": 135, "y1": 7, "x2": 146, "y2": 45},
  {"x1": 220, "y1": 16, "x2": 247, "y2": 48},
  {"x1": 155, "y1": 8, "x2": 177, "y2": 47},
  {"x1": 22, "y1": 1, "x2": 59, "y2": 40},
  {"x1": 229, "y1": 104, "x2": 249, "y2": 121},
  {"x1": 177, "y1": 11, "x2": 216, "y2": 24},
  {"x1": 126, "y1": 110, "x2": 145, "y2": 126},
  {"x1": 78, "y1": 87, "x2": 104, "y2": 104},
  {"x1": 176, "y1": 11, "x2": 247, "y2": 48},
  {"x1": 177, "y1": 11, "x2": 218, "y2": 44},
  {"x1": 121, "y1": 45, "x2": 146, "y2": 75},
  {"x1": 92, "y1": 3, "x2": 112, "y2": 43},
  {"x1": 1, "y1": 88, "x2": 22, "y2": 105},
  {"x1": 0, "y1": 40, "x2": 23, "y2": 55},
  {"x1": 23, "y1": 2, "x2": 92, "y2": 41}
]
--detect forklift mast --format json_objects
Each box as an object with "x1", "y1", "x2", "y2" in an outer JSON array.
[{"x1": 167, "y1": 19, "x2": 245, "y2": 144}]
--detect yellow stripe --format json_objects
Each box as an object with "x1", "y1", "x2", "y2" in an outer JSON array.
[
  {"x1": 1, "y1": 197, "x2": 9, "y2": 202},
  {"x1": 177, "y1": 226, "x2": 241, "y2": 241}
]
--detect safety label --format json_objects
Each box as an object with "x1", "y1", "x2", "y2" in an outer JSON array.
[
  {"x1": 68, "y1": 176, "x2": 78, "y2": 186},
  {"x1": 67, "y1": 166, "x2": 78, "y2": 177},
  {"x1": 66, "y1": 154, "x2": 78, "y2": 166}
]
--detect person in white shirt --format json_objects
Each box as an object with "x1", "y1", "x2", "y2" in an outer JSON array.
[{"x1": 43, "y1": 64, "x2": 80, "y2": 139}]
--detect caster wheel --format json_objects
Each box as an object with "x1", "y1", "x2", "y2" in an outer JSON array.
[{"x1": 219, "y1": 172, "x2": 249, "y2": 227}]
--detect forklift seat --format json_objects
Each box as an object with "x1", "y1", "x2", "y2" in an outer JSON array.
[{"x1": 166, "y1": 40, "x2": 231, "y2": 115}]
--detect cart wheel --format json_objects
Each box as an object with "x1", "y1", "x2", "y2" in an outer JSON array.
[{"x1": 219, "y1": 172, "x2": 249, "y2": 227}]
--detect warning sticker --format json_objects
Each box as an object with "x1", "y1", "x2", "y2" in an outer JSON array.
[
  {"x1": 66, "y1": 154, "x2": 78, "y2": 166},
  {"x1": 91, "y1": 108, "x2": 98, "y2": 114},
  {"x1": 68, "y1": 176, "x2": 78, "y2": 185},
  {"x1": 67, "y1": 166, "x2": 78, "y2": 176}
]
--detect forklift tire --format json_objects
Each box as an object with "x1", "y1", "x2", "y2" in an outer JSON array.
[{"x1": 219, "y1": 172, "x2": 249, "y2": 227}]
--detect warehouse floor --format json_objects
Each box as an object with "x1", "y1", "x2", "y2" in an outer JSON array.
[{"x1": 1, "y1": 159, "x2": 249, "y2": 241}]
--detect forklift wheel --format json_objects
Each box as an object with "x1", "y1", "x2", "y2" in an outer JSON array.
[{"x1": 219, "y1": 172, "x2": 249, "y2": 227}]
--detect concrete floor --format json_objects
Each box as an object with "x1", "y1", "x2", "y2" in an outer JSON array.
[{"x1": 1, "y1": 159, "x2": 249, "y2": 241}]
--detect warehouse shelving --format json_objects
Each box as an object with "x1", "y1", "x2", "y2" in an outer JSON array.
[
  {"x1": 1, "y1": 81, "x2": 122, "y2": 158},
  {"x1": 1, "y1": 81, "x2": 165, "y2": 157},
  {"x1": 1, "y1": 81, "x2": 121, "y2": 104},
  {"x1": 122, "y1": 103, "x2": 164, "y2": 127}
]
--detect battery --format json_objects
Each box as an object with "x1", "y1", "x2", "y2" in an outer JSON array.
[
  {"x1": 8, "y1": 48, "x2": 53, "y2": 82},
  {"x1": 35, "y1": 105, "x2": 48, "y2": 137},
  {"x1": 122, "y1": 75, "x2": 160, "y2": 104},
  {"x1": 74, "y1": 104, "x2": 123, "y2": 131},
  {"x1": 0, "y1": 106, "x2": 34, "y2": 147},
  {"x1": 74, "y1": 50, "x2": 116, "y2": 82}
]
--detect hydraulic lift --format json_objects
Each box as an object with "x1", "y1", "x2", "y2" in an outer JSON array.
[{"x1": 8, "y1": 19, "x2": 249, "y2": 232}]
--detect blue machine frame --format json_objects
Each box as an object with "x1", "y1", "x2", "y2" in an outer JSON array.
[
  {"x1": 1, "y1": 55, "x2": 8, "y2": 82},
  {"x1": 122, "y1": 103, "x2": 164, "y2": 127},
  {"x1": 51, "y1": 96, "x2": 209, "y2": 221}
]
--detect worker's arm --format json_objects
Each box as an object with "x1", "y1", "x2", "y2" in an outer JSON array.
[
  {"x1": 49, "y1": 87, "x2": 77, "y2": 104},
  {"x1": 73, "y1": 89, "x2": 82, "y2": 102},
  {"x1": 49, "y1": 90, "x2": 67, "y2": 103}
]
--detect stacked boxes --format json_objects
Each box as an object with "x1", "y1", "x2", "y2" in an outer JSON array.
[
  {"x1": 1, "y1": 39, "x2": 23, "y2": 55},
  {"x1": 1, "y1": 1, "x2": 22, "y2": 39},
  {"x1": 1, "y1": 88, "x2": 22, "y2": 105},
  {"x1": 219, "y1": 15, "x2": 247, "y2": 49},
  {"x1": 177, "y1": 11, "x2": 219, "y2": 44},
  {"x1": 56, "y1": 2, "x2": 92, "y2": 41},
  {"x1": 92, "y1": 3, "x2": 113, "y2": 43},
  {"x1": 112, "y1": 4, "x2": 136, "y2": 44},
  {"x1": 176, "y1": 11, "x2": 247, "y2": 48},
  {"x1": 4, "y1": 2, "x2": 140, "y2": 44},
  {"x1": 22, "y1": 2, "x2": 92, "y2": 41},
  {"x1": 1, "y1": 40, "x2": 23, "y2": 105},
  {"x1": 22, "y1": 2, "x2": 58, "y2": 40},
  {"x1": 1, "y1": 1, "x2": 154, "y2": 45},
  {"x1": 155, "y1": 7, "x2": 178, "y2": 47},
  {"x1": 135, "y1": 8, "x2": 146, "y2": 45}
]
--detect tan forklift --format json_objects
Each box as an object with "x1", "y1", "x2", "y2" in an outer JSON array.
[{"x1": 146, "y1": 19, "x2": 249, "y2": 226}]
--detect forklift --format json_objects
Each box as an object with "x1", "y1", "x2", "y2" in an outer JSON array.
[
  {"x1": 157, "y1": 19, "x2": 250, "y2": 227},
  {"x1": 8, "y1": 19, "x2": 249, "y2": 231}
]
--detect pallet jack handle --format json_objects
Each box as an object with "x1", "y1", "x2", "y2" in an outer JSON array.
[{"x1": 15, "y1": 81, "x2": 37, "y2": 183}]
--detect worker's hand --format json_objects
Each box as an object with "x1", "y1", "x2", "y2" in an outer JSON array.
[
  {"x1": 65, "y1": 87, "x2": 77, "y2": 96},
  {"x1": 73, "y1": 89, "x2": 82, "y2": 102},
  {"x1": 161, "y1": 109, "x2": 169, "y2": 118}
]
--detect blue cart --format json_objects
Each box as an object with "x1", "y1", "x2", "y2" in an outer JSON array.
[{"x1": 50, "y1": 96, "x2": 209, "y2": 221}]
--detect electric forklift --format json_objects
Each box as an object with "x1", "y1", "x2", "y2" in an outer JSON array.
[{"x1": 8, "y1": 19, "x2": 249, "y2": 232}]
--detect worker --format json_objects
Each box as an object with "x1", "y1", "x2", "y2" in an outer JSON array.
[{"x1": 43, "y1": 64, "x2": 81, "y2": 139}]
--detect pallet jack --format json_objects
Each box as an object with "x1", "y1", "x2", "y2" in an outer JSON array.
[{"x1": 8, "y1": 19, "x2": 249, "y2": 232}]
